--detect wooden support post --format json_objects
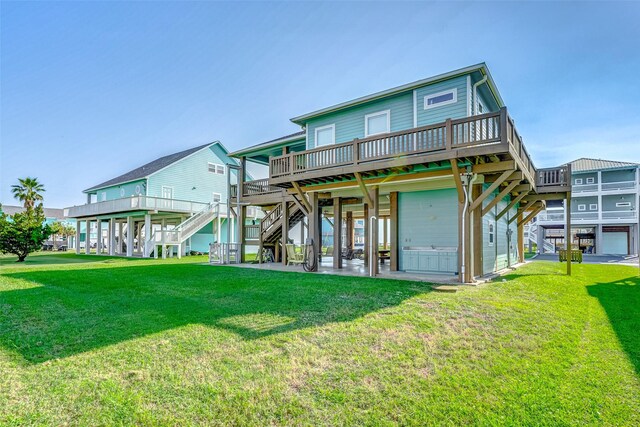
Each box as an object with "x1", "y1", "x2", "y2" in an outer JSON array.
[
  {"x1": 108, "y1": 218, "x2": 115, "y2": 256},
  {"x1": 143, "y1": 214, "x2": 151, "y2": 257},
  {"x1": 566, "y1": 192, "x2": 572, "y2": 276},
  {"x1": 390, "y1": 191, "x2": 399, "y2": 271},
  {"x1": 239, "y1": 205, "x2": 246, "y2": 262},
  {"x1": 346, "y1": 211, "x2": 353, "y2": 251},
  {"x1": 517, "y1": 221, "x2": 524, "y2": 263},
  {"x1": 75, "y1": 220, "x2": 81, "y2": 255},
  {"x1": 383, "y1": 218, "x2": 388, "y2": 249},
  {"x1": 85, "y1": 219, "x2": 91, "y2": 255},
  {"x1": 96, "y1": 219, "x2": 102, "y2": 254},
  {"x1": 126, "y1": 217, "x2": 133, "y2": 257},
  {"x1": 281, "y1": 201, "x2": 289, "y2": 265},
  {"x1": 469, "y1": 169, "x2": 514, "y2": 211},
  {"x1": 363, "y1": 203, "x2": 369, "y2": 268},
  {"x1": 308, "y1": 192, "x2": 320, "y2": 271},
  {"x1": 333, "y1": 197, "x2": 342, "y2": 269},
  {"x1": 370, "y1": 186, "x2": 379, "y2": 274},
  {"x1": 472, "y1": 184, "x2": 483, "y2": 277}
]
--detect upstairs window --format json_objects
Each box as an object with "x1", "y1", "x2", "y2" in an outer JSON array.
[
  {"x1": 365, "y1": 110, "x2": 390, "y2": 137},
  {"x1": 616, "y1": 202, "x2": 631, "y2": 207},
  {"x1": 424, "y1": 89, "x2": 457, "y2": 110},
  {"x1": 488, "y1": 222, "x2": 494, "y2": 246},
  {"x1": 315, "y1": 124, "x2": 335, "y2": 147},
  {"x1": 208, "y1": 163, "x2": 225, "y2": 175},
  {"x1": 578, "y1": 204, "x2": 586, "y2": 211},
  {"x1": 586, "y1": 177, "x2": 595, "y2": 184},
  {"x1": 212, "y1": 192, "x2": 222, "y2": 203},
  {"x1": 589, "y1": 204, "x2": 598, "y2": 210},
  {"x1": 575, "y1": 178, "x2": 583, "y2": 185}
]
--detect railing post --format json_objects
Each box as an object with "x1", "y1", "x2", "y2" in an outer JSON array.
[
  {"x1": 499, "y1": 107, "x2": 508, "y2": 147},
  {"x1": 445, "y1": 119, "x2": 452, "y2": 150},
  {"x1": 352, "y1": 140, "x2": 359, "y2": 164}
]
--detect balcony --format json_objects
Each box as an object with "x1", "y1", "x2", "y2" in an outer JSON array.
[
  {"x1": 268, "y1": 108, "x2": 569, "y2": 194},
  {"x1": 537, "y1": 210, "x2": 638, "y2": 223},
  {"x1": 230, "y1": 178, "x2": 287, "y2": 204},
  {"x1": 65, "y1": 196, "x2": 209, "y2": 218},
  {"x1": 601, "y1": 181, "x2": 637, "y2": 191}
]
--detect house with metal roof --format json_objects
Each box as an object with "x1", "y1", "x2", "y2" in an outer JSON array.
[
  {"x1": 532, "y1": 158, "x2": 639, "y2": 255},
  {"x1": 65, "y1": 142, "x2": 257, "y2": 258},
  {"x1": 226, "y1": 63, "x2": 572, "y2": 283}
]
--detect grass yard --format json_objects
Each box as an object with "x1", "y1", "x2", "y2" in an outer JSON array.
[{"x1": 0, "y1": 253, "x2": 638, "y2": 425}]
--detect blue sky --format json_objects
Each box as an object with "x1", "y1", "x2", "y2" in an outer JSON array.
[{"x1": 1, "y1": 1, "x2": 639, "y2": 207}]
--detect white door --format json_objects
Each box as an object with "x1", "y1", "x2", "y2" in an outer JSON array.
[
  {"x1": 601, "y1": 232, "x2": 628, "y2": 255},
  {"x1": 161, "y1": 187, "x2": 173, "y2": 209}
]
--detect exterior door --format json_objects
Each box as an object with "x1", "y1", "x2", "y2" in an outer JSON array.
[
  {"x1": 161, "y1": 186, "x2": 173, "y2": 209},
  {"x1": 601, "y1": 232, "x2": 628, "y2": 255}
]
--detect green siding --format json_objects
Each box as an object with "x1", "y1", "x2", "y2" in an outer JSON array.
[
  {"x1": 573, "y1": 171, "x2": 598, "y2": 184},
  {"x1": 482, "y1": 188, "x2": 518, "y2": 275},
  {"x1": 572, "y1": 196, "x2": 598, "y2": 212},
  {"x1": 601, "y1": 168, "x2": 636, "y2": 183},
  {"x1": 415, "y1": 75, "x2": 469, "y2": 126},
  {"x1": 602, "y1": 194, "x2": 636, "y2": 211},
  {"x1": 94, "y1": 179, "x2": 147, "y2": 201},
  {"x1": 147, "y1": 145, "x2": 231, "y2": 204},
  {"x1": 306, "y1": 92, "x2": 414, "y2": 148}
]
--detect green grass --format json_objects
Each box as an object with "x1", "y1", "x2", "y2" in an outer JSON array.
[{"x1": 1, "y1": 253, "x2": 638, "y2": 425}]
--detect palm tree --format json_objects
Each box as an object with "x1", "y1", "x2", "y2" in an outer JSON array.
[{"x1": 11, "y1": 177, "x2": 45, "y2": 209}]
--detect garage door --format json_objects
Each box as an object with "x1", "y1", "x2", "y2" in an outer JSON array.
[{"x1": 601, "y1": 232, "x2": 628, "y2": 255}]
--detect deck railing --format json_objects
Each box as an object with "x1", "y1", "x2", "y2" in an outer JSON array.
[
  {"x1": 269, "y1": 108, "x2": 543, "y2": 186},
  {"x1": 260, "y1": 203, "x2": 282, "y2": 235},
  {"x1": 244, "y1": 224, "x2": 260, "y2": 240},
  {"x1": 65, "y1": 196, "x2": 209, "y2": 218},
  {"x1": 536, "y1": 165, "x2": 571, "y2": 189},
  {"x1": 230, "y1": 179, "x2": 282, "y2": 198}
]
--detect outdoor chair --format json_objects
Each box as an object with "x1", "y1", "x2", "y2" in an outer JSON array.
[{"x1": 285, "y1": 244, "x2": 305, "y2": 266}]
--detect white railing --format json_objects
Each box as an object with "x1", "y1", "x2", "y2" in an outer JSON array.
[
  {"x1": 602, "y1": 210, "x2": 637, "y2": 219},
  {"x1": 148, "y1": 203, "x2": 224, "y2": 246},
  {"x1": 573, "y1": 183, "x2": 599, "y2": 193},
  {"x1": 601, "y1": 181, "x2": 637, "y2": 191},
  {"x1": 65, "y1": 196, "x2": 209, "y2": 218},
  {"x1": 538, "y1": 210, "x2": 637, "y2": 222}
]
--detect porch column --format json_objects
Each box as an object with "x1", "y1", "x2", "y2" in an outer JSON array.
[
  {"x1": 118, "y1": 220, "x2": 124, "y2": 254},
  {"x1": 143, "y1": 214, "x2": 151, "y2": 257},
  {"x1": 281, "y1": 201, "x2": 289, "y2": 265},
  {"x1": 109, "y1": 219, "x2": 116, "y2": 256},
  {"x1": 333, "y1": 197, "x2": 342, "y2": 269},
  {"x1": 383, "y1": 217, "x2": 388, "y2": 249},
  {"x1": 458, "y1": 195, "x2": 472, "y2": 283},
  {"x1": 239, "y1": 156, "x2": 247, "y2": 262},
  {"x1": 565, "y1": 192, "x2": 572, "y2": 275},
  {"x1": 596, "y1": 224, "x2": 603, "y2": 255},
  {"x1": 472, "y1": 184, "x2": 483, "y2": 277},
  {"x1": 75, "y1": 220, "x2": 81, "y2": 255},
  {"x1": 390, "y1": 192, "x2": 399, "y2": 271},
  {"x1": 369, "y1": 186, "x2": 379, "y2": 274},
  {"x1": 126, "y1": 216, "x2": 133, "y2": 257},
  {"x1": 517, "y1": 221, "x2": 524, "y2": 263},
  {"x1": 85, "y1": 219, "x2": 91, "y2": 255},
  {"x1": 346, "y1": 211, "x2": 353, "y2": 251},
  {"x1": 308, "y1": 192, "x2": 320, "y2": 271},
  {"x1": 161, "y1": 218, "x2": 166, "y2": 259},
  {"x1": 96, "y1": 220, "x2": 102, "y2": 254},
  {"x1": 363, "y1": 204, "x2": 369, "y2": 268}
]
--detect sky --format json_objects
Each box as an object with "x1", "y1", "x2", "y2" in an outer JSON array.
[{"x1": 1, "y1": 1, "x2": 639, "y2": 208}]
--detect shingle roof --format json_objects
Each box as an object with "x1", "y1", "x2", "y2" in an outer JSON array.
[
  {"x1": 570, "y1": 158, "x2": 640, "y2": 173},
  {"x1": 84, "y1": 143, "x2": 213, "y2": 192},
  {"x1": 1, "y1": 205, "x2": 65, "y2": 219}
]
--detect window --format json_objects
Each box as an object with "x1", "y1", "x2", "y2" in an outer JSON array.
[
  {"x1": 589, "y1": 204, "x2": 598, "y2": 211},
  {"x1": 208, "y1": 163, "x2": 225, "y2": 174},
  {"x1": 586, "y1": 177, "x2": 595, "y2": 184},
  {"x1": 424, "y1": 89, "x2": 457, "y2": 110},
  {"x1": 578, "y1": 204, "x2": 586, "y2": 211},
  {"x1": 616, "y1": 202, "x2": 631, "y2": 207},
  {"x1": 575, "y1": 178, "x2": 583, "y2": 185},
  {"x1": 212, "y1": 193, "x2": 222, "y2": 203},
  {"x1": 364, "y1": 110, "x2": 390, "y2": 136},
  {"x1": 315, "y1": 124, "x2": 335, "y2": 147},
  {"x1": 100, "y1": 192, "x2": 106, "y2": 201},
  {"x1": 477, "y1": 102, "x2": 484, "y2": 114},
  {"x1": 488, "y1": 222, "x2": 494, "y2": 246}
]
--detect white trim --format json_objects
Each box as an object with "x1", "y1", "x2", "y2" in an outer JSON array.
[
  {"x1": 589, "y1": 204, "x2": 598, "y2": 211},
  {"x1": 314, "y1": 124, "x2": 336, "y2": 147},
  {"x1": 575, "y1": 178, "x2": 583, "y2": 185},
  {"x1": 424, "y1": 89, "x2": 457, "y2": 110},
  {"x1": 135, "y1": 184, "x2": 142, "y2": 195},
  {"x1": 616, "y1": 202, "x2": 631, "y2": 207},
  {"x1": 466, "y1": 75, "x2": 472, "y2": 116},
  {"x1": 488, "y1": 222, "x2": 494, "y2": 246},
  {"x1": 208, "y1": 162, "x2": 225, "y2": 175},
  {"x1": 212, "y1": 192, "x2": 222, "y2": 203},
  {"x1": 578, "y1": 204, "x2": 586, "y2": 211},
  {"x1": 161, "y1": 185, "x2": 174, "y2": 199},
  {"x1": 586, "y1": 177, "x2": 595, "y2": 184},
  {"x1": 413, "y1": 90, "x2": 418, "y2": 127},
  {"x1": 364, "y1": 110, "x2": 391, "y2": 137}
]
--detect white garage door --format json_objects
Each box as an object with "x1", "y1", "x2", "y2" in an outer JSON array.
[{"x1": 601, "y1": 232, "x2": 628, "y2": 255}]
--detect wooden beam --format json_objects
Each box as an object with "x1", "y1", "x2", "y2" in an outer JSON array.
[
  {"x1": 484, "y1": 170, "x2": 522, "y2": 183},
  {"x1": 517, "y1": 205, "x2": 544, "y2": 227},
  {"x1": 481, "y1": 179, "x2": 521, "y2": 216},
  {"x1": 291, "y1": 182, "x2": 312, "y2": 214},
  {"x1": 471, "y1": 160, "x2": 515, "y2": 174},
  {"x1": 496, "y1": 191, "x2": 530, "y2": 221},
  {"x1": 509, "y1": 202, "x2": 542, "y2": 224},
  {"x1": 469, "y1": 169, "x2": 513, "y2": 211},
  {"x1": 451, "y1": 160, "x2": 465, "y2": 204},
  {"x1": 522, "y1": 193, "x2": 569, "y2": 202},
  {"x1": 354, "y1": 172, "x2": 374, "y2": 206},
  {"x1": 511, "y1": 184, "x2": 532, "y2": 193}
]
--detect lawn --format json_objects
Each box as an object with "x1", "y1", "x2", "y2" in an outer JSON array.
[{"x1": 1, "y1": 253, "x2": 638, "y2": 425}]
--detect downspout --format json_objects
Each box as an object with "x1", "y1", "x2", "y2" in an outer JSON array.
[
  {"x1": 461, "y1": 172, "x2": 479, "y2": 281},
  {"x1": 473, "y1": 75, "x2": 488, "y2": 114}
]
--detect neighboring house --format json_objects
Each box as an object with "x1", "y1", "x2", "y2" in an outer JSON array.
[
  {"x1": 65, "y1": 142, "x2": 257, "y2": 257},
  {"x1": 533, "y1": 158, "x2": 639, "y2": 255},
  {"x1": 1, "y1": 205, "x2": 78, "y2": 248},
  {"x1": 228, "y1": 63, "x2": 571, "y2": 283}
]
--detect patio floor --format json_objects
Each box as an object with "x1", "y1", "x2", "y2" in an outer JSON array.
[{"x1": 226, "y1": 258, "x2": 462, "y2": 284}]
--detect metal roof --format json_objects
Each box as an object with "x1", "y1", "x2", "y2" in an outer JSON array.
[
  {"x1": 570, "y1": 158, "x2": 639, "y2": 173},
  {"x1": 290, "y1": 62, "x2": 504, "y2": 124},
  {"x1": 84, "y1": 142, "x2": 215, "y2": 192},
  {"x1": 229, "y1": 131, "x2": 305, "y2": 159},
  {"x1": 1, "y1": 205, "x2": 65, "y2": 219}
]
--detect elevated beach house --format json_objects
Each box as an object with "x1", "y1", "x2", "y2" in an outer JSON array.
[
  {"x1": 228, "y1": 63, "x2": 571, "y2": 283},
  {"x1": 65, "y1": 142, "x2": 252, "y2": 257}
]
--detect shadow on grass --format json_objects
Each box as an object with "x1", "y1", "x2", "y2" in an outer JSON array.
[
  {"x1": 588, "y1": 275, "x2": 640, "y2": 377},
  {"x1": 0, "y1": 263, "x2": 430, "y2": 364}
]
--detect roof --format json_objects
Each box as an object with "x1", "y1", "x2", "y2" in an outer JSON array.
[
  {"x1": 570, "y1": 158, "x2": 639, "y2": 173},
  {"x1": 229, "y1": 131, "x2": 306, "y2": 164},
  {"x1": 84, "y1": 142, "x2": 217, "y2": 192},
  {"x1": 1, "y1": 205, "x2": 65, "y2": 219},
  {"x1": 290, "y1": 62, "x2": 504, "y2": 124}
]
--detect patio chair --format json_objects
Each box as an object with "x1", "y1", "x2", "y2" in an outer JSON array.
[{"x1": 285, "y1": 244, "x2": 305, "y2": 266}]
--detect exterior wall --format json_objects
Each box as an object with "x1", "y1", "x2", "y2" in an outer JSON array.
[
  {"x1": 572, "y1": 196, "x2": 598, "y2": 212},
  {"x1": 602, "y1": 194, "x2": 636, "y2": 211},
  {"x1": 601, "y1": 168, "x2": 636, "y2": 183},
  {"x1": 415, "y1": 75, "x2": 469, "y2": 126},
  {"x1": 398, "y1": 189, "x2": 458, "y2": 273},
  {"x1": 573, "y1": 171, "x2": 598, "y2": 184},
  {"x1": 306, "y1": 92, "x2": 413, "y2": 148},
  {"x1": 147, "y1": 145, "x2": 231, "y2": 204},
  {"x1": 482, "y1": 188, "x2": 518, "y2": 274},
  {"x1": 93, "y1": 179, "x2": 147, "y2": 201}
]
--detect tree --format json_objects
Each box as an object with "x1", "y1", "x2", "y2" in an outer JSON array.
[
  {"x1": 0, "y1": 204, "x2": 52, "y2": 262},
  {"x1": 11, "y1": 177, "x2": 45, "y2": 209},
  {"x1": 49, "y1": 221, "x2": 65, "y2": 250}
]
